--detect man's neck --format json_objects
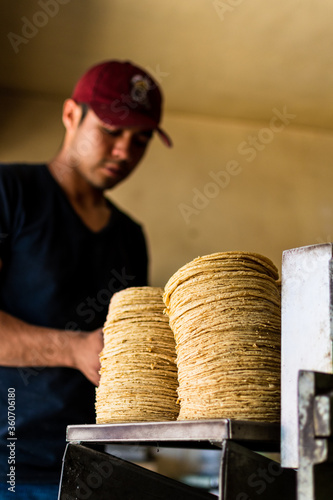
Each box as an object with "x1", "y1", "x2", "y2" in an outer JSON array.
[
  {"x1": 48, "y1": 153, "x2": 102, "y2": 201},
  {"x1": 47, "y1": 157, "x2": 112, "y2": 232}
]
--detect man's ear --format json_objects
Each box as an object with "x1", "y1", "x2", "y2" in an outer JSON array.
[{"x1": 62, "y1": 99, "x2": 83, "y2": 131}]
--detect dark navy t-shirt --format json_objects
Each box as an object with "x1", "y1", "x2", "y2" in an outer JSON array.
[{"x1": 0, "y1": 163, "x2": 148, "y2": 482}]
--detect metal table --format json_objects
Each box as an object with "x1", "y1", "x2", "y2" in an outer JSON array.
[
  {"x1": 66, "y1": 418, "x2": 280, "y2": 449},
  {"x1": 67, "y1": 418, "x2": 279, "y2": 447},
  {"x1": 60, "y1": 419, "x2": 296, "y2": 499}
]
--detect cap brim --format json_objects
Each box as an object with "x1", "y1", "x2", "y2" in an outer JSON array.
[
  {"x1": 156, "y1": 127, "x2": 172, "y2": 148},
  {"x1": 90, "y1": 102, "x2": 172, "y2": 148}
]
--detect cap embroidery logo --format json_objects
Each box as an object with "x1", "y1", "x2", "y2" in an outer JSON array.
[{"x1": 130, "y1": 75, "x2": 152, "y2": 108}]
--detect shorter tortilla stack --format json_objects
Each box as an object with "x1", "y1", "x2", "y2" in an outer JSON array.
[{"x1": 96, "y1": 286, "x2": 179, "y2": 423}]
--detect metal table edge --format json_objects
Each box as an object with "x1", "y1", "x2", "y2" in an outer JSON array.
[{"x1": 66, "y1": 419, "x2": 280, "y2": 448}]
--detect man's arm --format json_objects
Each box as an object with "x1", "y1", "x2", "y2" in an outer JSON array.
[{"x1": 0, "y1": 309, "x2": 103, "y2": 386}]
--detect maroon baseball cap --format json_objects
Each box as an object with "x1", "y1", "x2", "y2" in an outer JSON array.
[{"x1": 71, "y1": 60, "x2": 172, "y2": 147}]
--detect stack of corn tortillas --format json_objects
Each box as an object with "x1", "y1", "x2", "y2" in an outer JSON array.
[
  {"x1": 96, "y1": 287, "x2": 179, "y2": 423},
  {"x1": 163, "y1": 251, "x2": 281, "y2": 422}
]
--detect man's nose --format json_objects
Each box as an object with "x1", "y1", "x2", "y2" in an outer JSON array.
[{"x1": 111, "y1": 134, "x2": 132, "y2": 161}]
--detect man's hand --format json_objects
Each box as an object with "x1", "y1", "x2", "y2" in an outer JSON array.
[{"x1": 71, "y1": 328, "x2": 104, "y2": 386}]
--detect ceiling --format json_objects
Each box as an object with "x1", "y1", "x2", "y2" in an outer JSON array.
[{"x1": 1, "y1": 0, "x2": 333, "y2": 130}]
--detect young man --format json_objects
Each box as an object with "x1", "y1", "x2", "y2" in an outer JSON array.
[{"x1": 0, "y1": 60, "x2": 171, "y2": 499}]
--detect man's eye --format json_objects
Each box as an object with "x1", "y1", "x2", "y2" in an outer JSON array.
[
  {"x1": 102, "y1": 128, "x2": 121, "y2": 137},
  {"x1": 134, "y1": 133, "x2": 153, "y2": 146},
  {"x1": 134, "y1": 136, "x2": 150, "y2": 146}
]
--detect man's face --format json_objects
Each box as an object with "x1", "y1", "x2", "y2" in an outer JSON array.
[{"x1": 66, "y1": 106, "x2": 153, "y2": 190}]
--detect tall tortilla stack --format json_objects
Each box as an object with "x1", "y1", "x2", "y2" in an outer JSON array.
[{"x1": 163, "y1": 252, "x2": 281, "y2": 422}]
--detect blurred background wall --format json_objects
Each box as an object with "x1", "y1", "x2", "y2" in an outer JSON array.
[{"x1": 1, "y1": 0, "x2": 333, "y2": 286}]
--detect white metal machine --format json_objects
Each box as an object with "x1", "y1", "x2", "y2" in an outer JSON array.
[{"x1": 281, "y1": 243, "x2": 333, "y2": 469}]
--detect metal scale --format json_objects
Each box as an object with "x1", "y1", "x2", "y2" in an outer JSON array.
[{"x1": 58, "y1": 244, "x2": 333, "y2": 500}]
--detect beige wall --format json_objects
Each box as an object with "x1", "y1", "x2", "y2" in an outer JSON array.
[
  {"x1": 1, "y1": 0, "x2": 333, "y2": 286},
  {"x1": 1, "y1": 92, "x2": 332, "y2": 286}
]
